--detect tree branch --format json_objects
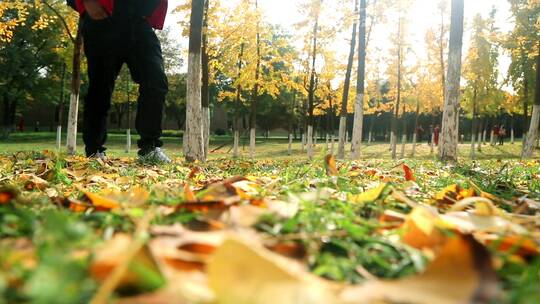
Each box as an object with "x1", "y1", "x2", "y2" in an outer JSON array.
[{"x1": 43, "y1": 1, "x2": 76, "y2": 44}]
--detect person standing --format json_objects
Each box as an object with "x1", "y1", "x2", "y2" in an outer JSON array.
[
  {"x1": 499, "y1": 125, "x2": 506, "y2": 146},
  {"x1": 434, "y1": 124, "x2": 440, "y2": 146},
  {"x1": 492, "y1": 125, "x2": 499, "y2": 146},
  {"x1": 67, "y1": 0, "x2": 171, "y2": 163}
]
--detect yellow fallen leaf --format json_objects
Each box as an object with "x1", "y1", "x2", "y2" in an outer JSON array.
[
  {"x1": 402, "y1": 207, "x2": 447, "y2": 250},
  {"x1": 349, "y1": 183, "x2": 387, "y2": 204},
  {"x1": 340, "y1": 235, "x2": 499, "y2": 304},
  {"x1": 208, "y1": 238, "x2": 339, "y2": 304},
  {"x1": 325, "y1": 154, "x2": 339, "y2": 177},
  {"x1": 83, "y1": 191, "x2": 120, "y2": 210}
]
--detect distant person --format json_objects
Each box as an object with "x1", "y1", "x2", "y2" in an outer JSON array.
[
  {"x1": 492, "y1": 125, "x2": 499, "y2": 146},
  {"x1": 428, "y1": 124, "x2": 434, "y2": 145},
  {"x1": 416, "y1": 125, "x2": 424, "y2": 143},
  {"x1": 34, "y1": 121, "x2": 40, "y2": 132},
  {"x1": 499, "y1": 126, "x2": 506, "y2": 146},
  {"x1": 434, "y1": 125, "x2": 440, "y2": 146},
  {"x1": 18, "y1": 116, "x2": 24, "y2": 132},
  {"x1": 67, "y1": 0, "x2": 171, "y2": 163}
]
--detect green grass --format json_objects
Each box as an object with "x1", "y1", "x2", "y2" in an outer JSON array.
[
  {"x1": 1, "y1": 133, "x2": 539, "y2": 303},
  {"x1": 1, "y1": 131, "x2": 536, "y2": 160}
]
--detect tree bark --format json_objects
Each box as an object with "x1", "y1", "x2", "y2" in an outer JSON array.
[
  {"x1": 351, "y1": 0, "x2": 367, "y2": 159},
  {"x1": 522, "y1": 43, "x2": 540, "y2": 159},
  {"x1": 66, "y1": 26, "x2": 83, "y2": 155},
  {"x1": 250, "y1": 0, "x2": 261, "y2": 159},
  {"x1": 184, "y1": 0, "x2": 206, "y2": 162},
  {"x1": 56, "y1": 63, "x2": 66, "y2": 149},
  {"x1": 233, "y1": 43, "x2": 245, "y2": 158},
  {"x1": 439, "y1": 0, "x2": 464, "y2": 162},
  {"x1": 307, "y1": 0, "x2": 322, "y2": 160},
  {"x1": 201, "y1": 0, "x2": 211, "y2": 159},
  {"x1": 391, "y1": 14, "x2": 403, "y2": 160},
  {"x1": 338, "y1": 0, "x2": 358, "y2": 159},
  {"x1": 470, "y1": 88, "x2": 477, "y2": 159}
]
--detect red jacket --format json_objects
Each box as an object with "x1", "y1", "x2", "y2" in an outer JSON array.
[{"x1": 74, "y1": 0, "x2": 168, "y2": 30}]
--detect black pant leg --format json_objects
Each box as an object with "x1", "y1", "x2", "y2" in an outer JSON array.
[
  {"x1": 81, "y1": 17, "x2": 124, "y2": 156},
  {"x1": 126, "y1": 22, "x2": 168, "y2": 152}
]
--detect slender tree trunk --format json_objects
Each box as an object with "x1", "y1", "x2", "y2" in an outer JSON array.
[
  {"x1": 125, "y1": 76, "x2": 132, "y2": 153},
  {"x1": 523, "y1": 79, "x2": 529, "y2": 134},
  {"x1": 470, "y1": 88, "x2": 477, "y2": 159},
  {"x1": 307, "y1": 0, "x2": 321, "y2": 160},
  {"x1": 522, "y1": 44, "x2": 540, "y2": 159},
  {"x1": 338, "y1": 0, "x2": 358, "y2": 159},
  {"x1": 352, "y1": 0, "x2": 367, "y2": 159},
  {"x1": 249, "y1": 0, "x2": 261, "y2": 159},
  {"x1": 391, "y1": 14, "x2": 403, "y2": 160},
  {"x1": 66, "y1": 26, "x2": 83, "y2": 155},
  {"x1": 439, "y1": 0, "x2": 464, "y2": 162},
  {"x1": 400, "y1": 106, "x2": 407, "y2": 159},
  {"x1": 184, "y1": 0, "x2": 206, "y2": 162},
  {"x1": 412, "y1": 98, "x2": 420, "y2": 157},
  {"x1": 56, "y1": 63, "x2": 66, "y2": 149},
  {"x1": 201, "y1": 0, "x2": 211, "y2": 159},
  {"x1": 233, "y1": 43, "x2": 245, "y2": 158},
  {"x1": 510, "y1": 115, "x2": 515, "y2": 144}
]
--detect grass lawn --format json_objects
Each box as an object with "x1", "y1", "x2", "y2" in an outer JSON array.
[
  {"x1": 1, "y1": 131, "x2": 537, "y2": 160},
  {"x1": 1, "y1": 131, "x2": 539, "y2": 303}
]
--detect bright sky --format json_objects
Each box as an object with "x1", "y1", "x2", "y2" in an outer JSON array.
[{"x1": 164, "y1": 0, "x2": 514, "y2": 86}]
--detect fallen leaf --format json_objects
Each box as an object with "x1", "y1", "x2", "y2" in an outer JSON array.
[
  {"x1": 82, "y1": 190, "x2": 120, "y2": 210},
  {"x1": 350, "y1": 183, "x2": 387, "y2": 204},
  {"x1": 402, "y1": 164, "x2": 415, "y2": 181},
  {"x1": 90, "y1": 234, "x2": 166, "y2": 293},
  {"x1": 208, "y1": 238, "x2": 339, "y2": 304},
  {"x1": 340, "y1": 235, "x2": 500, "y2": 304},
  {"x1": 325, "y1": 154, "x2": 339, "y2": 177}
]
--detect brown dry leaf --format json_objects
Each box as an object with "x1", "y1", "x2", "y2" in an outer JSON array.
[
  {"x1": 207, "y1": 238, "x2": 340, "y2": 304},
  {"x1": 325, "y1": 154, "x2": 339, "y2": 177},
  {"x1": 340, "y1": 235, "x2": 499, "y2": 304},
  {"x1": 20, "y1": 174, "x2": 48, "y2": 191},
  {"x1": 265, "y1": 242, "x2": 307, "y2": 260}
]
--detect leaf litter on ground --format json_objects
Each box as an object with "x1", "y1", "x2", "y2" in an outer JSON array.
[{"x1": 0, "y1": 150, "x2": 539, "y2": 303}]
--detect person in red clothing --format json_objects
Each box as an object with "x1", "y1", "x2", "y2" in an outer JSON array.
[
  {"x1": 67, "y1": 0, "x2": 171, "y2": 163},
  {"x1": 492, "y1": 125, "x2": 500, "y2": 146},
  {"x1": 433, "y1": 125, "x2": 440, "y2": 146}
]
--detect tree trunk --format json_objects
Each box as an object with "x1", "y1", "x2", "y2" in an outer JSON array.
[
  {"x1": 233, "y1": 43, "x2": 245, "y2": 158},
  {"x1": 201, "y1": 0, "x2": 211, "y2": 159},
  {"x1": 391, "y1": 14, "x2": 403, "y2": 160},
  {"x1": 338, "y1": 0, "x2": 358, "y2": 160},
  {"x1": 412, "y1": 97, "x2": 420, "y2": 157},
  {"x1": 56, "y1": 63, "x2": 67, "y2": 149},
  {"x1": 307, "y1": 1, "x2": 321, "y2": 160},
  {"x1": 184, "y1": 0, "x2": 206, "y2": 162},
  {"x1": 439, "y1": 0, "x2": 464, "y2": 162},
  {"x1": 400, "y1": 106, "x2": 407, "y2": 159},
  {"x1": 125, "y1": 73, "x2": 132, "y2": 153},
  {"x1": 470, "y1": 88, "x2": 477, "y2": 159},
  {"x1": 351, "y1": 0, "x2": 367, "y2": 159},
  {"x1": 66, "y1": 26, "x2": 83, "y2": 155},
  {"x1": 249, "y1": 0, "x2": 261, "y2": 159},
  {"x1": 510, "y1": 115, "x2": 515, "y2": 144},
  {"x1": 522, "y1": 44, "x2": 540, "y2": 159}
]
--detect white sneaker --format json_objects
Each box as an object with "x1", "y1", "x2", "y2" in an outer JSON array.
[
  {"x1": 88, "y1": 151, "x2": 108, "y2": 162},
  {"x1": 138, "y1": 147, "x2": 172, "y2": 164}
]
